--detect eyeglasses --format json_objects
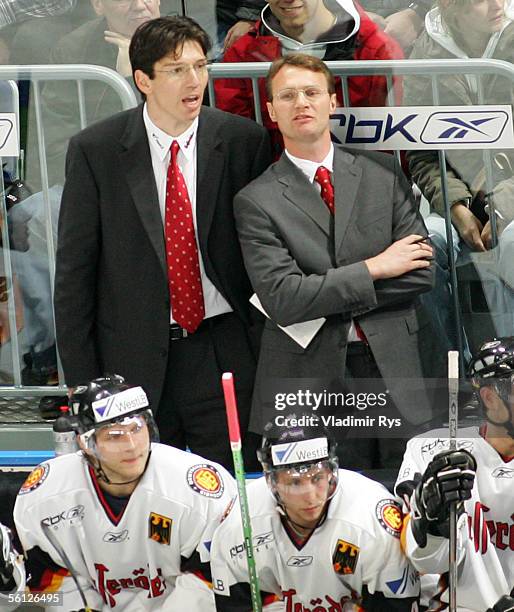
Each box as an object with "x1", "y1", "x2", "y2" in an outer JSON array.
[
  {"x1": 274, "y1": 87, "x2": 327, "y2": 103},
  {"x1": 108, "y1": 0, "x2": 155, "y2": 5},
  {"x1": 154, "y1": 61, "x2": 210, "y2": 80}
]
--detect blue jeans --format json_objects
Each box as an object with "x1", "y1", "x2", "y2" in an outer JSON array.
[{"x1": 423, "y1": 214, "x2": 514, "y2": 354}]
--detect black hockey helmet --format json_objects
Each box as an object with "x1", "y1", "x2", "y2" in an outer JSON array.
[
  {"x1": 69, "y1": 374, "x2": 159, "y2": 449},
  {"x1": 469, "y1": 337, "x2": 514, "y2": 436},
  {"x1": 257, "y1": 415, "x2": 339, "y2": 502},
  {"x1": 469, "y1": 337, "x2": 514, "y2": 383}
]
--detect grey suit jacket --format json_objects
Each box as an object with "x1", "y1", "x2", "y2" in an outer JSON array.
[
  {"x1": 54, "y1": 105, "x2": 271, "y2": 408},
  {"x1": 235, "y1": 146, "x2": 443, "y2": 427}
]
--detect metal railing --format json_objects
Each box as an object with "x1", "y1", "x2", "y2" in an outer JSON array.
[{"x1": 0, "y1": 65, "x2": 137, "y2": 395}]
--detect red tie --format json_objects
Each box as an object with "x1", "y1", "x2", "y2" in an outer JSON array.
[
  {"x1": 314, "y1": 166, "x2": 335, "y2": 214},
  {"x1": 315, "y1": 165, "x2": 367, "y2": 343},
  {"x1": 164, "y1": 140, "x2": 205, "y2": 333}
]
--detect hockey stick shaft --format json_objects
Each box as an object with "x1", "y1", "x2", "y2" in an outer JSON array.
[
  {"x1": 41, "y1": 521, "x2": 93, "y2": 611},
  {"x1": 222, "y1": 373, "x2": 262, "y2": 612},
  {"x1": 448, "y1": 350, "x2": 459, "y2": 612}
]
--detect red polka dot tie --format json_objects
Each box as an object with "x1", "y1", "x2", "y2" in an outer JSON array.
[
  {"x1": 164, "y1": 140, "x2": 205, "y2": 333},
  {"x1": 314, "y1": 165, "x2": 335, "y2": 214}
]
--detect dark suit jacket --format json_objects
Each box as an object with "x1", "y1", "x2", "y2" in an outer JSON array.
[
  {"x1": 234, "y1": 146, "x2": 443, "y2": 426},
  {"x1": 54, "y1": 104, "x2": 271, "y2": 408}
]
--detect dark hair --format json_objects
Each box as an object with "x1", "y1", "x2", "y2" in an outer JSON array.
[
  {"x1": 265, "y1": 53, "x2": 336, "y2": 101},
  {"x1": 129, "y1": 16, "x2": 211, "y2": 85}
]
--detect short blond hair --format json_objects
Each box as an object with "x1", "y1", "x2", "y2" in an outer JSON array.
[{"x1": 265, "y1": 53, "x2": 336, "y2": 101}]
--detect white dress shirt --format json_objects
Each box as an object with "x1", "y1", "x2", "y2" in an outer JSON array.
[{"x1": 143, "y1": 105, "x2": 232, "y2": 323}]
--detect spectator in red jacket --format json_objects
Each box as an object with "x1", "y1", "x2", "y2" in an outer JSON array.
[{"x1": 214, "y1": 0, "x2": 404, "y2": 156}]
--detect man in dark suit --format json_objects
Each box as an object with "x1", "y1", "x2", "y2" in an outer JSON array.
[
  {"x1": 54, "y1": 16, "x2": 271, "y2": 470},
  {"x1": 234, "y1": 53, "x2": 443, "y2": 469}
]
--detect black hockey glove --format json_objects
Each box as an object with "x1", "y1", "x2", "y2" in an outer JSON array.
[
  {"x1": 486, "y1": 595, "x2": 514, "y2": 612},
  {"x1": 0, "y1": 523, "x2": 16, "y2": 590},
  {"x1": 411, "y1": 449, "x2": 476, "y2": 547}
]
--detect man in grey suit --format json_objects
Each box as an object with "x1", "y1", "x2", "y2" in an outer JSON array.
[
  {"x1": 234, "y1": 53, "x2": 442, "y2": 469},
  {"x1": 54, "y1": 16, "x2": 271, "y2": 470}
]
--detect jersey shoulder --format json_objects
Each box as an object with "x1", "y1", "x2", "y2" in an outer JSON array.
[
  {"x1": 404, "y1": 426, "x2": 481, "y2": 462},
  {"x1": 213, "y1": 477, "x2": 275, "y2": 545},
  {"x1": 144, "y1": 443, "x2": 235, "y2": 506},
  {"x1": 331, "y1": 470, "x2": 404, "y2": 540},
  {"x1": 16, "y1": 452, "x2": 87, "y2": 505}
]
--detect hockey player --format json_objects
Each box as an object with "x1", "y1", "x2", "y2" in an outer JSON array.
[
  {"x1": 395, "y1": 337, "x2": 514, "y2": 612},
  {"x1": 9, "y1": 375, "x2": 236, "y2": 611},
  {"x1": 0, "y1": 522, "x2": 26, "y2": 611},
  {"x1": 211, "y1": 420, "x2": 420, "y2": 611}
]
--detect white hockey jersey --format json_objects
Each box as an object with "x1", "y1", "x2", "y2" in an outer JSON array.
[
  {"x1": 211, "y1": 470, "x2": 419, "y2": 611},
  {"x1": 395, "y1": 427, "x2": 514, "y2": 611},
  {"x1": 13, "y1": 443, "x2": 236, "y2": 611}
]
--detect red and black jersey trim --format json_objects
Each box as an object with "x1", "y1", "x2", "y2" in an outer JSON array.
[{"x1": 88, "y1": 465, "x2": 128, "y2": 526}]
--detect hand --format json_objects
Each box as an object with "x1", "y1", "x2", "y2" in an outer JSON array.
[
  {"x1": 0, "y1": 523, "x2": 15, "y2": 587},
  {"x1": 488, "y1": 177, "x2": 514, "y2": 235},
  {"x1": 411, "y1": 449, "x2": 476, "y2": 547},
  {"x1": 364, "y1": 10, "x2": 387, "y2": 29},
  {"x1": 223, "y1": 20, "x2": 254, "y2": 51},
  {"x1": 481, "y1": 220, "x2": 493, "y2": 250},
  {"x1": 486, "y1": 595, "x2": 514, "y2": 612},
  {"x1": 384, "y1": 8, "x2": 424, "y2": 51},
  {"x1": 365, "y1": 234, "x2": 433, "y2": 280},
  {"x1": 104, "y1": 31, "x2": 131, "y2": 77},
  {"x1": 8, "y1": 204, "x2": 31, "y2": 252},
  {"x1": 451, "y1": 203, "x2": 486, "y2": 251}
]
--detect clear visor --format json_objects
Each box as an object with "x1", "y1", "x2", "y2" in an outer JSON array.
[
  {"x1": 96, "y1": 414, "x2": 147, "y2": 442},
  {"x1": 80, "y1": 410, "x2": 158, "y2": 458},
  {"x1": 272, "y1": 460, "x2": 336, "y2": 499}
]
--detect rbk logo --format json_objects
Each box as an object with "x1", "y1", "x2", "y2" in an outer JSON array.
[
  {"x1": 41, "y1": 505, "x2": 85, "y2": 529},
  {"x1": 492, "y1": 467, "x2": 514, "y2": 478},
  {"x1": 254, "y1": 531, "x2": 274, "y2": 547},
  {"x1": 287, "y1": 555, "x2": 313, "y2": 567},
  {"x1": 329, "y1": 106, "x2": 513, "y2": 151},
  {"x1": 103, "y1": 530, "x2": 129, "y2": 543},
  {"x1": 436, "y1": 116, "x2": 497, "y2": 139},
  {"x1": 421, "y1": 110, "x2": 509, "y2": 145}
]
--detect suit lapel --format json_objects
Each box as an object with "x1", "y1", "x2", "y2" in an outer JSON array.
[
  {"x1": 333, "y1": 147, "x2": 362, "y2": 255},
  {"x1": 119, "y1": 107, "x2": 166, "y2": 275},
  {"x1": 196, "y1": 109, "x2": 224, "y2": 253},
  {"x1": 276, "y1": 154, "x2": 331, "y2": 237}
]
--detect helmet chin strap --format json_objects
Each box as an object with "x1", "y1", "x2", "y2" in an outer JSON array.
[
  {"x1": 93, "y1": 450, "x2": 151, "y2": 487},
  {"x1": 278, "y1": 503, "x2": 329, "y2": 535},
  {"x1": 272, "y1": 474, "x2": 337, "y2": 534}
]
